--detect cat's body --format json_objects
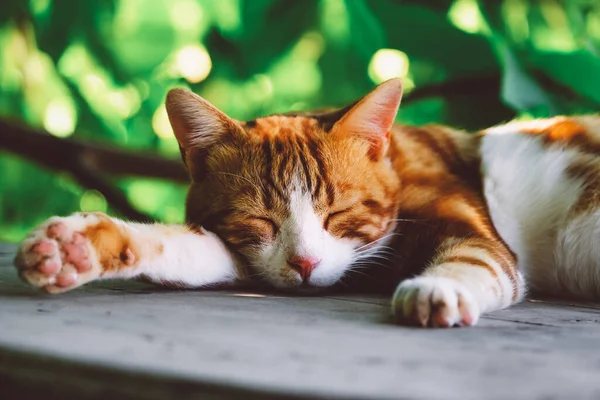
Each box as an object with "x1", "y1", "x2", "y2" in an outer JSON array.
[
  {"x1": 482, "y1": 117, "x2": 600, "y2": 299},
  {"x1": 14, "y1": 79, "x2": 600, "y2": 327}
]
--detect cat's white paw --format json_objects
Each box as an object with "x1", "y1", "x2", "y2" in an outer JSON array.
[
  {"x1": 392, "y1": 276, "x2": 480, "y2": 328},
  {"x1": 14, "y1": 213, "x2": 111, "y2": 293}
]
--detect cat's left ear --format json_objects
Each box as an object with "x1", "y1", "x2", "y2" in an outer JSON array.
[
  {"x1": 165, "y1": 88, "x2": 242, "y2": 180},
  {"x1": 165, "y1": 88, "x2": 241, "y2": 152},
  {"x1": 333, "y1": 78, "x2": 403, "y2": 160}
]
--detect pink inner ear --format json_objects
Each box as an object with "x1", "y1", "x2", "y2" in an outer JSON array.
[
  {"x1": 366, "y1": 130, "x2": 392, "y2": 160},
  {"x1": 165, "y1": 88, "x2": 238, "y2": 152},
  {"x1": 370, "y1": 94, "x2": 402, "y2": 134},
  {"x1": 335, "y1": 78, "x2": 403, "y2": 156}
]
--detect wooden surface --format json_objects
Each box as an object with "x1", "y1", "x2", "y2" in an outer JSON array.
[{"x1": 1, "y1": 242, "x2": 600, "y2": 399}]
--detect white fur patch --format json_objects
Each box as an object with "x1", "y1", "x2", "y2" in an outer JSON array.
[
  {"x1": 255, "y1": 186, "x2": 357, "y2": 288},
  {"x1": 123, "y1": 223, "x2": 239, "y2": 286},
  {"x1": 392, "y1": 276, "x2": 480, "y2": 327},
  {"x1": 555, "y1": 211, "x2": 600, "y2": 298},
  {"x1": 480, "y1": 125, "x2": 584, "y2": 294}
]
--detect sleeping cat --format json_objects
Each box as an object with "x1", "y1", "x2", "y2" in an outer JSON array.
[{"x1": 14, "y1": 78, "x2": 600, "y2": 327}]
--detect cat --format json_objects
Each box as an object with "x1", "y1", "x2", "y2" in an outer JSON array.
[{"x1": 13, "y1": 78, "x2": 600, "y2": 328}]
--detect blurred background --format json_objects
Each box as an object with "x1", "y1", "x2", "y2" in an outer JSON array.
[{"x1": 1, "y1": 0, "x2": 600, "y2": 242}]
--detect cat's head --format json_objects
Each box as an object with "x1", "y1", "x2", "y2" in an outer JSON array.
[{"x1": 166, "y1": 79, "x2": 403, "y2": 289}]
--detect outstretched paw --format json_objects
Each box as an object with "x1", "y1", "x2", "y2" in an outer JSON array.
[
  {"x1": 391, "y1": 276, "x2": 480, "y2": 328},
  {"x1": 14, "y1": 213, "x2": 126, "y2": 293}
]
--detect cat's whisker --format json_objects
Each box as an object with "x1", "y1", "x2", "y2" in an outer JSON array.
[
  {"x1": 348, "y1": 263, "x2": 380, "y2": 271},
  {"x1": 354, "y1": 247, "x2": 396, "y2": 260},
  {"x1": 367, "y1": 255, "x2": 393, "y2": 263},
  {"x1": 355, "y1": 247, "x2": 395, "y2": 257},
  {"x1": 358, "y1": 260, "x2": 391, "y2": 269},
  {"x1": 351, "y1": 253, "x2": 393, "y2": 268},
  {"x1": 354, "y1": 250, "x2": 393, "y2": 261},
  {"x1": 345, "y1": 269, "x2": 371, "y2": 278},
  {"x1": 336, "y1": 277, "x2": 350, "y2": 288},
  {"x1": 354, "y1": 233, "x2": 399, "y2": 252}
]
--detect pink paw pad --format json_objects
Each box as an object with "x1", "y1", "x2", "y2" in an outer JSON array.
[
  {"x1": 56, "y1": 272, "x2": 77, "y2": 287},
  {"x1": 32, "y1": 240, "x2": 55, "y2": 257},
  {"x1": 63, "y1": 242, "x2": 87, "y2": 262},
  {"x1": 461, "y1": 313, "x2": 473, "y2": 326},
  {"x1": 75, "y1": 259, "x2": 92, "y2": 272},
  {"x1": 72, "y1": 232, "x2": 86, "y2": 245},
  {"x1": 47, "y1": 222, "x2": 69, "y2": 240},
  {"x1": 62, "y1": 234, "x2": 91, "y2": 272},
  {"x1": 37, "y1": 259, "x2": 60, "y2": 275},
  {"x1": 16, "y1": 215, "x2": 108, "y2": 293}
]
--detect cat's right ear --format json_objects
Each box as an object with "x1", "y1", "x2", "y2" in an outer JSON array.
[
  {"x1": 332, "y1": 78, "x2": 402, "y2": 161},
  {"x1": 165, "y1": 88, "x2": 241, "y2": 152}
]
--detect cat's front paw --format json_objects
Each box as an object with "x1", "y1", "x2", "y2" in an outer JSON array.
[
  {"x1": 14, "y1": 213, "x2": 123, "y2": 293},
  {"x1": 392, "y1": 276, "x2": 480, "y2": 328}
]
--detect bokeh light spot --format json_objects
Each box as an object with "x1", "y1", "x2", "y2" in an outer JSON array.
[
  {"x1": 176, "y1": 45, "x2": 212, "y2": 83},
  {"x1": 152, "y1": 105, "x2": 174, "y2": 139},
  {"x1": 369, "y1": 49, "x2": 410, "y2": 84},
  {"x1": 30, "y1": 0, "x2": 52, "y2": 16},
  {"x1": 80, "y1": 190, "x2": 107, "y2": 212},
  {"x1": 44, "y1": 98, "x2": 76, "y2": 137},
  {"x1": 81, "y1": 74, "x2": 106, "y2": 95},
  {"x1": 293, "y1": 32, "x2": 325, "y2": 61},
  {"x1": 448, "y1": 0, "x2": 485, "y2": 34},
  {"x1": 108, "y1": 92, "x2": 130, "y2": 118},
  {"x1": 23, "y1": 53, "x2": 46, "y2": 83}
]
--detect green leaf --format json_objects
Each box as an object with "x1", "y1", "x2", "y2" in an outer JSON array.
[
  {"x1": 497, "y1": 41, "x2": 558, "y2": 116},
  {"x1": 530, "y1": 50, "x2": 600, "y2": 105},
  {"x1": 345, "y1": 0, "x2": 386, "y2": 61},
  {"x1": 219, "y1": 0, "x2": 319, "y2": 79},
  {"x1": 369, "y1": 3, "x2": 498, "y2": 78}
]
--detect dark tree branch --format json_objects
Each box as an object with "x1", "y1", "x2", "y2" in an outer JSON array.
[
  {"x1": 0, "y1": 119, "x2": 189, "y2": 221},
  {"x1": 0, "y1": 119, "x2": 189, "y2": 181},
  {"x1": 402, "y1": 73, "x2": 502, "y2": 104}
]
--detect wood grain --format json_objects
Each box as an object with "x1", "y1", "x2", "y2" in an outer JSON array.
[{"x1": 1, "y1": 245, "x2": 600, "y2": 399}]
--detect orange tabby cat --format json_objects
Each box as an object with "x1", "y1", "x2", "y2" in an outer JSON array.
[{"x1": 14, "y1": 78, "x2": 600, "y2": 327}]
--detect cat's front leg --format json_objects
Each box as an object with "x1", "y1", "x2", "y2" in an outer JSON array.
[
  {"x1": 392, "y1": 237, "x2": 524, "y2": 327},
  {"x1": 14, "y1": 212, "x2": 240, "y2": 293}
]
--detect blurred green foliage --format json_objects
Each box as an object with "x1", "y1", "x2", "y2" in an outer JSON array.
[{"x1": 1, "y1": 0, "x2": 600, "y2": 242}]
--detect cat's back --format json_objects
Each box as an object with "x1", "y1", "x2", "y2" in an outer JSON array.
[{"x1": 480, "y1": 115, "x2": 600, "y2": 298}]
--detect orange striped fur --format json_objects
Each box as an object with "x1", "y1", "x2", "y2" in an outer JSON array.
[{"x1": 14, "y1": 79, "x2": 600, "y2": 327}]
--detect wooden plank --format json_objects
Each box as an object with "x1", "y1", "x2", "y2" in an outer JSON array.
[{"x1": 2, "y1": 245, "x2": 600, "y2": 399}]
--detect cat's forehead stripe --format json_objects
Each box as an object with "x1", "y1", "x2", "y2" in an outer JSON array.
[
  {"x1": 261, "y1": 140, "x2": 286, "y2": 210},
  {"x1": 254, "y1": 132, "x2": 335, "y2": 210},
  {"x1": 244, "y1": 115, "x2": 321, "y2": 140}
]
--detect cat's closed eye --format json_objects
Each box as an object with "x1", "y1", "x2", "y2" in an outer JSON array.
[
  {"x1": 324, "y1": 207, "x2": 352, "y2": 230},
  {"x1": 247, "y1": 216, "x2": 279, "y2": 237}
]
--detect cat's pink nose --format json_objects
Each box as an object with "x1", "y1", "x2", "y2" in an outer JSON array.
[{"x1": 287, "y1": 256, "x2": 321, "y2": 281}]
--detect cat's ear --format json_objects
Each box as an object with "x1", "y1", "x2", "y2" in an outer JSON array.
[
  {"x1": 333, "y1": 78, "x2": 403, "y2": 160},
  {"x1": 165, "y1": 88, "x2": 241, "y2": 152}
]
